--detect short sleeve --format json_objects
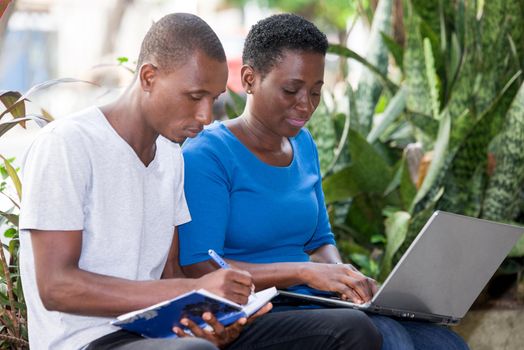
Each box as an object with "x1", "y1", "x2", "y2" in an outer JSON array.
[
  {"x1": 19, "y1": 130, "x2": 90, "y2": 231},
  {"x1": 178, "y1": 134, "x2": 231, "y2": 266}
]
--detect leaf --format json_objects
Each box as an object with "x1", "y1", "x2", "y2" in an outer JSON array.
[
  {"x1": 0, "y1": 115, "x2": 50, "y2": 137},
  {"x1": 354, "y1": 0, "x2": 394, "y2": 136},
  {"x1": 423, "y1": 38, "x2": 441, "y2": 120},
  {"x1": 0, "y1": 91, "x2": 25, "y2": 119},
  {"x1": 482, "y1": 81, "x2": 524, "y2": 221},
  {"x1": 410, "y1": 110, "x2": 450, "y2": 212},
  {"x1": 404, "y1": 14, "x2": 432, "y2": 117},
  {"x1": 380, "y1": 32, "x2": 404, "y2": 69},
  {"x1": 509, "y1": 234, "x2": 524, "y2": 257},
  {"x1": 328, "y1": 44, "x2": 397, "y2": 92},
  {"x1": 3, "y1": 228, "x2": 16, "y2": 239},
  {"x1": 0, "y1": 78, "x2": 98, "y2": 120},
  {"x1": 0, "y1": 156, "x2": 21, "y2": 201},
  {"x1": 379, "y1": 210, "x2": 411, "y2": 281},
  {"x1": 224, "y1": 88, "x2": 246, "y2": 119},
  {"x1": 323, "y1": 165, "x2": 360, "y2": 203},
  {"x1": 323, "y1": 128, "x2": 394, "y2": 203},
  {"x1": 367, "y1": 86, "x2": 407, "y2": 143}
]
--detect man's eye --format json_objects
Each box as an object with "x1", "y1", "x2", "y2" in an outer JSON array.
[
  {"x1": 283, "y1": 89, "x2": 297, "y2": 94},
  {"x1": 189, "y1": 94, "x2": 204, "y2": 101}
]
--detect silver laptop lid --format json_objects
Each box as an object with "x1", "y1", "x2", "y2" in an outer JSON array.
[{"x1": 373, "y1": 211, "x2": 523, "y2": 319}]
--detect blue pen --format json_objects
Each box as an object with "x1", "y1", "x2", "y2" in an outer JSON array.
[
  {"x1": 208, "y1": 249, "x2": 231, "y2": 269},
  {"x1": 208, "y1": 249, "x2": 256, "y2": 299}
]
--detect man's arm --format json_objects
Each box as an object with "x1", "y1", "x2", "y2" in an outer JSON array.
[
  {"x1": 161, "y1": 227, "x2": 185, "y2": 279},
  {"x1": 31, "y1": 229, "x2": 253, "y2": 317}
]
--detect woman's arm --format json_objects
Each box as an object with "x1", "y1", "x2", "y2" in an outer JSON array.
[
  {"x1": 182, "y1": 255, "x2": 376, "y2": 303},
  {"x1": 307, "y1": 244, "x2": 343, "y2": 264}
]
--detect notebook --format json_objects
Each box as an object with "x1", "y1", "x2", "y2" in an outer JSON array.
[
  {"x1": 278, "y1": 211, "x2": 523, "y2": 324},
  {"x1": 112, "y1": 287, "x2": 277, "y2": 338}
]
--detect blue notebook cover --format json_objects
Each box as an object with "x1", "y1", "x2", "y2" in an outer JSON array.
[{"x1": 112, "y1": 287, "x2": 277, "y2": 338}]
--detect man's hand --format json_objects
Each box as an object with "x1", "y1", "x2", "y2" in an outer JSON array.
[
  {"x1": 196, "y1": 268, "x2": 253, "y2": 305},
  {"x1": 303, "y1": 263, "x2": 377, "y2": 304},
  {"x1": 173, "y1": 303, "x2": 272, "y2": 348}
]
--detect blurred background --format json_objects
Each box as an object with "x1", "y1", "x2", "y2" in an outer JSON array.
[
  {"x1": 1, "y1": 1, "x2": 524, "y2": 348},
  {"x1": 0, "y1": 0, "x2": 379, "y2": 159}
]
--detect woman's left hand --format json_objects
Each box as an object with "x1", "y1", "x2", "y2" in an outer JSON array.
[{"x1": 303, "y1": 263, "x2": 377, "y2": 304}]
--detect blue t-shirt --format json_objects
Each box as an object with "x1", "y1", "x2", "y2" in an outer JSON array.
[{"x1": 179, "y1": 122, "x2": 336, "y2": 266}]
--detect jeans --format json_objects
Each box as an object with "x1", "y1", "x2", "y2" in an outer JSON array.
[
  {"x1": 87, "y1": 308, "x2": 382, "y2": 350},
  {"x1": 370, "y1": 315, "x2": 469, "y2": 350}
]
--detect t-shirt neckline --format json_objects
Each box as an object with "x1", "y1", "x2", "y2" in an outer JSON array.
[{"x1": 92, "y1": 106, "x2": 159, "y2": 171}]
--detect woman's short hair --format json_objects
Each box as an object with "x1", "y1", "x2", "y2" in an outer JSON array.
[{"x1": 242, "y1": 13, "x2": 328, "y2": 76}]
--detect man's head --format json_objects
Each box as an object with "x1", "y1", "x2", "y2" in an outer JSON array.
[
  {"x1": 137, "y1": 13, "x2": 226, "y2": 72},
  {"x1": 135, "y1": 13, "x2": 228, "y2": 143}
]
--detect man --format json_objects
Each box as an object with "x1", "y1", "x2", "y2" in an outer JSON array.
[{"x1": 19, "y1": 13, "x2": 261, "y2": 350}]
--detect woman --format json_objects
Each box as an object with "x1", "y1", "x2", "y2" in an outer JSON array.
[{"x1": 179, "y1": 13, "x2": 468, "y2": 350}]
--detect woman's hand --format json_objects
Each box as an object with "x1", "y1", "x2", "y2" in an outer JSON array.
[
  {"x1": 172, "y1": 303, "x2": 273, "y2": 348},
  {"x1": 302, "y1": 263, "x2": 377, "y2": 304}
]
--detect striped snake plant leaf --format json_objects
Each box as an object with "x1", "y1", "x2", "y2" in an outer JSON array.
[
  {"x1": 354, "y1": 0, "x2": 393, "y2": 136},
  {"x1": 423, "y1": 38, "x2": 441, "y2": 120},
  {"x1": 404, "y1": 13, "x2": 432, "y2": 118},
  {"x1": 482, "y1": 80, "x2": 524, "y2": 221},
  {"x1": 438, "y1": 72, "x2": 522, "y2": 214}
]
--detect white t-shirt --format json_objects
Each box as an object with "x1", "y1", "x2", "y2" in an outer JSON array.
[{"x1": 19, "y1": 106, "x2": 191, "y2": 350}]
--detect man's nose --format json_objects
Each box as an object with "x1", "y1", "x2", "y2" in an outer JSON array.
[{"x1": 195, "y1": 101, "x2": 214, "y2": 125}]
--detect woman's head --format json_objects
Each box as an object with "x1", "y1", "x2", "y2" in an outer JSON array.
[
  {"x1": 241, "y1": 14, "x2": 327, "y2": 137},
  {"x1": 242, "y1": 13, "x2": 328, "y2": 77}
]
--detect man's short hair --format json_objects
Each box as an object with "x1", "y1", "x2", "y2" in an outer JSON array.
[
  {"x1": 242, "y1": 13, "x2": 328, "y2": 76},
  {"x1": 137, "y1": 13, "x2": 226, "y2": 71}
]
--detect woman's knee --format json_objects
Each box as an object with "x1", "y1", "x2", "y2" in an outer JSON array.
[{"x1": 327, "y1": 309, "x2": 382, "y2": 350}]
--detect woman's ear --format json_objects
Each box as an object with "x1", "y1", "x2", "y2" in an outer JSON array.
[
  {"x1": 139, "y1": 63, "x2": 157, "y2": 93},
  {"x1": 240, "y1": 65, "x2": 256, "y2": 94}
]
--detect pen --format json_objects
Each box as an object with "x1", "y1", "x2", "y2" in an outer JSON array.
[
  {"x1": 208, "y1": 249, "x2": 256, "y2": 299},
  {"x1": 208, "y1": 249, "x2": 231, "y2": 269}
]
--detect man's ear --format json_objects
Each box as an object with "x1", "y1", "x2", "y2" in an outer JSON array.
[
  {"x1": 240, "y1": 65, "x2": 256, "y2": 94},
  {"x1": 139, "y1": 63, "x2": 157, "y2": 92}
]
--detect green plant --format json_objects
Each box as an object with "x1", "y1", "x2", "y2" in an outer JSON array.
[
  {"x1": 0, "y1": 78, "x2": 90, "y2": 348},
  {"x1": 307, "y1": 0, "x2": 524, "y2": 288}
]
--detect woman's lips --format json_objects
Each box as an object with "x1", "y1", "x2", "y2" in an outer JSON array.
[{"x1": 286, "y1": 118, "x2": 307, "y2": 127}]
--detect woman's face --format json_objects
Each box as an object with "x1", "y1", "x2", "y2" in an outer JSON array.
[{"x1": 247, "y1": 50, "x2": 325, "y2": 137}]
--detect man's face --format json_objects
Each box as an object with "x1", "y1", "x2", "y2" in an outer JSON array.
[{"x1": 142, "y1": 50, "x2": 228, "y2": 143}]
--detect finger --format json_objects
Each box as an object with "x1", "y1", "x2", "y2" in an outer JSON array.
[
  {"x1": 228, "y1": 269, "x2": 253, "y2": 288},
  {"x1": 172, "y1": 326, "x2": 190, "y2": 338},
  {"x1": 247, "y1": 303, "x2": 272, "y2": 324},
  {"x1": 334, "y1": 282, "x2": 363, "y2": 304},
  {"x1": 368, "y1": 278, "x2": 379, "y2": 295},
  {"x1": 181, "y1": 318, "x2": 207, "y2": 339},
  {"x1": 202, "y1": 312, "x2": 226, "y2": 338},
  {"x1": 341, "y1": 273, "x2": 374, "y2": 302}
]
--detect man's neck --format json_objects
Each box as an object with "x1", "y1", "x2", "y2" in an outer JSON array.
[{"x1": 99, "y1": 89, "x2": 158, "y2": 166}]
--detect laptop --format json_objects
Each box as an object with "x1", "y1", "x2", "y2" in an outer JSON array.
[{"x1": 278, "y1": 211, "x2": 523, "y2": 324}]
